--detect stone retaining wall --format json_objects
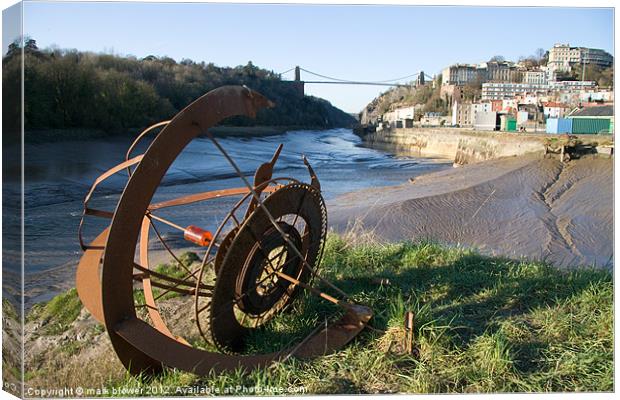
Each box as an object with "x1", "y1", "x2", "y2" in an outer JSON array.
[{"x1": 362, "y1": 127, "x2": 549, "y2": 165}]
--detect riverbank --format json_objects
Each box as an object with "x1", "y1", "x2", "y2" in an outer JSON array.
[
  {"x1": 4, "y1": 237, "x2": 613, "y2": 395},
  {"x1": 359, "y1": 127, "x2": 613, "y2": 165},
  {"x1": 329, "y1": 154, "x2": 613, "y2": 268}
]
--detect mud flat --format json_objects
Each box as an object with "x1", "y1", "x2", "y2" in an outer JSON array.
[{"x1": 329, "y1": 155, "x2": 613, "y2": 268}]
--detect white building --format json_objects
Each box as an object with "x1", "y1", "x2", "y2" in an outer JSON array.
[
  {"x1": 548, "y1": 44, "x2": 581, "y2": 72},
  {"x1": 383, "y1": 106, "x2": 415, "y2": 123},
  {"x1": 542, "y1": 102, "x2": 570, "y2": 118},
  {"x1": 473, "y1": 110, "x2": 498, "y2": 131},
  {"x1": 471, "y1": 103, "x2": 494, "y2": 130},
  {"x1": 517, "y1": 94, "x2": 545, "y2": 105},
  {"x1": 523, "y1": 70, "x2": 548, "y2": 85},
  {"x1": 471, "y1": 102, "x2": 492, "y2": 114},
  {"x1": 549, "y1": 81, "x2": 597, "y2": 91},
  {"x1": 482, "y1": 61, "x2": 521, "y2": 82},
  {"x1": 558, "y1": 92, "x2": 581, "y2": 105},
  {"x1": 481, "y1": 83, "x2": 549, "y2": 100},
  {"x1": 578, "y1": 90, "x2": 614, "y2": 103},
  {"x1": 451, "y1": 101, "x2": 473, "y2": 127},
  {"x1": 548, "y1": 44, "x2": 613, "y2": 73},
  {"x1": 442, "y1": 64, "x2": 479, "y2": 86},
  {"x1": 442, "y1": 62, "x2": 522, "y2": 86}
]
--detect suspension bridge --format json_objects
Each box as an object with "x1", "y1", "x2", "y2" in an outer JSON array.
[{"x1": 279, "y1": 66, "x2": 435, "y2": 89}]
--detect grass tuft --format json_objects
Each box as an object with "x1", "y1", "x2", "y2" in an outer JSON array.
[{"x1": 27, "y1": 288, "x2": 82, "y2": 335}]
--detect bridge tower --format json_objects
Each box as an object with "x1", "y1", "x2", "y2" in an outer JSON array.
[
  {"x1": 291, "y1": 66, "x2": 304, "y2": 97},
  {"x1": 416, "y1": 71, "x2": 425, "y2": 87},
  {"x1": 295, "y1": 66, "x2": 301, "y2": 81}
]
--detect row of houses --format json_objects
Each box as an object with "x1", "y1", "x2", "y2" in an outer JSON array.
[
  {"x1": 452, "y1": 102, "x2": 613, "y2": 134},
  {"x1": 442, "y1": 62, "x2": 555, "y2": 87},
  {"x1": 441, "y1": 61, "x2": 521, "y2": 86},
  {"x1": 377, "y1": 100, "x2": 613, "y2": 134},
  {"x1": 442, "y1": 44, "x2": 612, "y2": 88},
  {"x1": 379, "y1": 107, "x2": 451, "y2": 130},
  {"x1": 481, "y1": 81, "x2": 598, "y2": 100},
  {"x1": 451, "y1": 100, "x2": 573, "y2": 128}
]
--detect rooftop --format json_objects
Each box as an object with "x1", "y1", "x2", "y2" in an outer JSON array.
[
  {"x1": 570, "y1": 105, "x2": 614, "y2": 117},
  {"x1": 543, "y1": 102, "x2": 569, "y2": 108}
]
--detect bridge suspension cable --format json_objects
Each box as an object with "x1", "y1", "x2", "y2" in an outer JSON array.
[
  {"x1": 278, "y1": 66, "x2": 434, "y2": 87},
  {"x1": 302, "y1": 80, "x2": 413, "y2": 88},
  {"x1": 299, "y1": 67, "x2": 424, "y2": 85},
  {"x1": 278, "y1": 67, "x2": 296, "y2": 75},
  {"x1": 374, "y1": 72, "x2": 422, "y2": 83}
]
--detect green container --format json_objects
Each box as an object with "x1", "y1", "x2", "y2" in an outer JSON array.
[
  {"x1": 506, "y1": 119, "x2": 517, "y2": 132},
  {"x1": 571, "y1": 118, "x2": 611, "y2": 134}
]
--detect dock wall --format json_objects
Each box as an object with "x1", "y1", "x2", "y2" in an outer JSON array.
[{"x1": 361, "y1": 128, "x2": 550, "y2": 165}]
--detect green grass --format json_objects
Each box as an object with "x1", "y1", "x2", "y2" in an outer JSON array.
[
  {"x1": 30, "y1": 237, "x2": 613, "y2": 394},
  {"x1": 148, "y1": 251, "x2": 201, "y2": 301},
  {"x1": 3, "y1": 298, "x2": 19, "y2": 321},
  {"x1": 27, "y1": 288, "x2": 83, "y2": 335}
]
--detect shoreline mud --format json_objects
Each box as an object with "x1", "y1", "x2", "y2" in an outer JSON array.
[{"x1": 328, "y1": 154, "x2": 613, "y2": 269}]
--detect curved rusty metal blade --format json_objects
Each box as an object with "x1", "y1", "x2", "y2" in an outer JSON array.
[
  {"x1": 78, "y1": 155, "x2": 143, "y2": 250},
  {"x1": 292, "y1": 305, "x2": 373, "y2": 359},
  {"x1": 76, "y1": 227, "x2": 108, "y2": 323},
  {"x1": 126, "y1": 121, "x2": 170, "y2": 177},
  {"x1": 101, "y1": 86, "x2": 276, "y2": 374},
  {"x1": 139, "y1": 217, "x2": 182, "y2": 343},
  {"x1": 113, "y1": 304, "x2": 372, "y2": 375},
  {"x1": 148, "y1": 185, "x2": 278, "y2": 211},
  {"x1": 244, "y1": 144, "x2": 284, "y2": 219},
  {"x1": 302, "y1": 155, "x2": 321, "y2": 191}
]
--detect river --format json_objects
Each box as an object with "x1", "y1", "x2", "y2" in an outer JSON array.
[{"x1": 3, "y1": 128, "x2": 452, "y2": 305}]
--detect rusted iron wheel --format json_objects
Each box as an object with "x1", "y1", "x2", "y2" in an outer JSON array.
[
  {"x1": 207, "y1": 183, "x2": 327, "y2": 352},
  {"x1": 76, "y1": 86, "x2": 371, "y2": 377}
]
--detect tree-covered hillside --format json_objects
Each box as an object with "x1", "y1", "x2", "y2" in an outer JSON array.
[
  {"x1": 2, "y1": 39, "x2": 355, "y2": 139},
  {"x1": 359, "y1": 79, "x2": 450, "y2": 125}
]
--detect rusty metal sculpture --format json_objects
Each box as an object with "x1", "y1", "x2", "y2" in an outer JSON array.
[{"x1": 76, "y1": 86, "x2": 372, "y2": 376}]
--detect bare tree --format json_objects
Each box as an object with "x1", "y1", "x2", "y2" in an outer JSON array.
[{"x1": 534, "y1": 48, "x2": 546, "y2": 61}]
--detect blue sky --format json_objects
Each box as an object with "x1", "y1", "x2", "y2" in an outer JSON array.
[{"x1": 6, "y1": 1, "x2": 615, "y2": 112}]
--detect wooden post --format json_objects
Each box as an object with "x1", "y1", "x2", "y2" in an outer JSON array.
[{"x1": 404, "y1": 311, "x2": 414, "y2": 354}]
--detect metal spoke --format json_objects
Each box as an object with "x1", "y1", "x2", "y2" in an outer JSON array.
[
  {"x1": 200, "y1": 233, "x2": 323, "y2": 329},
  {"x1": 196, "y1": 300, "x2": 212, "y2": 316},
  {"x1": 152, "y1": 257, "x2": 214, "y2": 301},
  {"x1": 147, "y1": 216, "x2": 196, "y2": 276},
  {"x1": 205, "y1": 130, "x2": 352, "y2": 303},
  {"x1": 133, "y1": 263, "x2": 214, "y2": 291},
  {"x1": 230, "y1": 213, "x2": 241, "y2": 227}
]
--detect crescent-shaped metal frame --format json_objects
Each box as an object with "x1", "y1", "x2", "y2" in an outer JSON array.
[{"x1": 77, "y1": 85, "x2": 372, "y2": 377}]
